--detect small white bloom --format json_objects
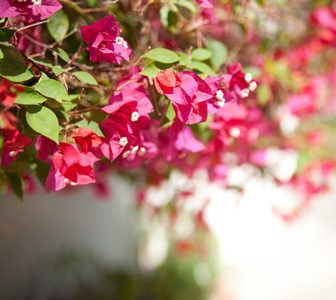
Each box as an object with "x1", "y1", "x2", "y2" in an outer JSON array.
[
  {"x1": 115, "y1": 36, "x2": 124, "y2": 45},
  {"x1": 64, "y1": 178, "x2": 71, "y2": 184},
  {"x1": 230, "y1": 127, "x2": 241, "y2": 138},
  {"x1": 217, "y1": 98, "x2": 225, "y2": 108},
  {"x1": 215, "y1": 90, "x2": 224, "y2": 100},
  {"x1": 122, "y1": 150, "x2": 131, "y2": 158},
  {"x1": 241, "y1": 88, "x2": 250, "y2": 98},
  {"x1": 123, "y1": 40, "x2": 128, "y2": 49},
  {"x1": 131, "y1": 111, "x2": 140, "y2": 122},
  {"x1": 249, "y1": 81, "x2": 257, "y2": 91},
  {"x1": 245, "y1": 73, "x2": 253, "y2": 83},
  {"x1": 119, "y1": 137, "x2": 128, "y2": 147},
  {"x1": 32, "y1": 0, "x2": 42, "y2": 6},
  {"x1": 131, "y1": 145, "x2": 139, "y2": 154},
  {"x1": 70, "y1": 181, "x2": 78, "y2": 186},
  {"x1": 9, "y1": 150, "x2": 17, "y2": 157},
  {"x1": 138, "y1": 147, "x2": 146, "y2": 156}
]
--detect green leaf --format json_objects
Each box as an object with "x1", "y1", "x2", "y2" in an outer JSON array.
[
  {"x1": 7, "y1": 173, "x2": 23, "y2": 201},
  {"x1": 52, "y1": 66, "x2": 66, "y2": 76},
  {"x1": 73, "y1": 71, "x2": 98, "y2": 86},
  {"x1": 34, "y1": 79, "x2": 70, "y2": 100},
  {"x1": 61, "y1": 99, "x2": 77, "y2": 112},
  {"x1": 158, "y1": 101, "x2": 175, "y2": 128},
  {"x1": 179, "y1": 53, "x2": 192, "y2": 66},
  {"x1": 0, "y1": 43, "x2": 34, "y2": 82},
  {"x1": 140, "y1": 61, "x2": 173, "y2": 78},
  {"x1": 26, "y1": 105, "x2": 59, "y2": 144},
  {"x1": 173, "y1": 0, "x2": 197, "y2": 13},
  {"x1": 257, "y1": 83, "x2": 271, "y2": 105},
  {"x1": 142, "y1": 48, "x2": 179, "y2": 64},
  {"x1": 47, "y1": 9, "x2": 69, "y2": 41},
  {"x1": 76, "y1": 120, "x2": 104, "y2": 136},
  {"x1": 160, "y1": 6, "x2": 178, "y2": 28},
  {"x1": 30, "y1": 57, "x2": 53, "y2": 68},
  {"x1": 207, "y1": 39, "x2": 227, "y2": 70},
  {"x1": 190, "y1": 61, "x2": 217, "y2": 76},
  {"x1": 31, "y1": 160, "x2": 51, "y2": 188},
  {"x1": 15, "y1": 87, "x2": 47, "y2": 105},
  {"x1": 0, "y1": 28, "x2": 15, "y2": 42},
  {"x1": 191, "y1": 48, "x2": 212, "y2": 61},
  {"x1": 85, "y1": 0, "x2": 97, "y2": 7},
  {"x1": 56, "y1": 48, "x2": 70, "y2": 63}
]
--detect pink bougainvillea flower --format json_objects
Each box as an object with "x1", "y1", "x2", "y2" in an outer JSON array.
[
  {"x1": 155, "y1": 69, "x2": 218, "y2": 125},
  {"x1": 1, "y1": 128, "x2": 32, "y2": 167},
  {"x1": 99, "y1": 119, "x2": 137, "y2": 162},
  {"x1": 72, "y1": 127, "x2": 102, "y2": 154},
  {"x1": 102, "y1": 72, "x2": 153, "y2": 132},
  {"x1": 81, "y1": 15, "x2": 132, "y2": 64},
  {"x1": 221, "y1": 62, "x2": 258, "y2": 103},
  {"x1": 0, "y1": 79, "x2": 24, "y2": 107},
  {"x1": 35, "y1": 135, "x2": 58, "y2": 163},
  {"x1": 193, "y1": 0, "x2": 214, "y2": 9},
  {"x1": 45, "y1": 142, "x2": 99, "y2": 191},
  {"x1": 0, "y1": 0, "x2": 62, "y2": 23},
  {"x1": 160, "y1": 126, "x2": 205, "y2": 161}
]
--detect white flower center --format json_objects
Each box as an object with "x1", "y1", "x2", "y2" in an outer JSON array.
[
  {"x1": 138, "y1": 147, "x2": 146, "y2": 156},
  {"x1": 230, "y1": 127, "x2": 241, "y2": 138},
  {"x1": 122, "y1": 150, "x2": 131, "y2": 158},
  {"x1": 241, "y1": 88, "x2": 250, "y2": 98},
  {"x1": 216, "y1": 90, "x2": 224, "y2": 100},
  {"x1": 115, "y1": 37, "x2": 128, "y2": 49},
  {"x1": 131, "y1": 145, "x2": 139, "y2": 154},
  {"x1": 249, "y1": 81, "x2": 257, "y2": 91},
  {"x1": 131, "y1": 111, "x2": 140, "y2": 122},
  {"x1": 119, "y1": 137, "x2": 128, "y2": 147},
  {"x1": 245, "y1": 73, "x2": 253, "y2": 83},
  {"x1": 9, "y1": 150, "x2": 17, "y2": 157}
]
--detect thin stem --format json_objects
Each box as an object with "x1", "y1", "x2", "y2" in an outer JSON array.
[
  {"x1": 67, "y1": 88, "x2": 84, "y2": 131},
  {"x1": 15, "y1": 19, "x2": 49, "y2": 32}
]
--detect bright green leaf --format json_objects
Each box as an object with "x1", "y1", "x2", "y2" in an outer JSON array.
[
  {"x1": 257, "y1": 83, "x2": 271, "y2": 105},
  {"x1": 73, "y1": 71, "x2": 98, "y2": 86},
  {"x1": 207, "y1": 39, "x2": 227, "y2": 70},
  {"x1": 52, "y1": 66, "x2": 66, "y2": 76},
  {"x1": 85, "y1": 0, "x2": 97, "y2": 8},
  {"x1": 15, "y1": 87, "x2": 47, "y2": 105},
  {"x1": 34, "y1": 79, "x2": 70, "y2": 100},
  {"x1": 47, "y1": 9, "x2": 69, "y2": 41},
  {"x1": 7, "y1": 173, "x2": 23, "y2": 201},
  {"x1": 173, "y1": 0, "x2": 197, "y2": 13},
  {"x1": 30, "y1": 57, "x2": 53, "y2": 69},
  {"x1": 191, "y1": 48, "x2": 212, "y2": 61},
  {"x1": 56, "y1": 48, "x2": 70, "y2": 63},
  {"x1": 140, "y1": 61, "x2": 173, "y2": 78},
  {"x1": 158, "y1": 101, "x2": 175, "y2": 128},
  {"x1": 142, "y1": 48, "x2": 179, "y2": 64},
  {"x1": 160, "y1": 6, "x2": 178, "y2": 28},
  {"x1": 26, "y1": 105, "x2": 59, "y2": 143},
  {"x1": 179, "y1": 53, "x2": 192, "y2": 66},
  {"x1": 190, "y1": 61, "x2": 217, "y2": 76},
  {"x1": 0, "y1": 28, "x2": 15, "y2": 42}
]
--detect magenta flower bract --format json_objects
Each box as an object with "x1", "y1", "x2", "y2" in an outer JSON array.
[
  {"x1": 81, "y1": 15, "x2": 132, "y2": 65},
  {"x1": 0, "y1": 0, "x2": 62, "y2": 23},
  {"x1": 45, "y1": 142, "x2": 99, "y2": 191}
]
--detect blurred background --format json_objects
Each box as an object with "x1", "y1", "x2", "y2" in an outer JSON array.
[{"x1": 1, "y1": 172, "x2": 336, "y2": 300}]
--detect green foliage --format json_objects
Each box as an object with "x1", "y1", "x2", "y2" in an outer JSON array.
[
  {"x1": 0, "y1": 43, "x2": 34, "y2": 82},
  {"x1": 47, "y1": 9, "x2": 69, "y2": 41},
  {"x1": 190, "y1": 61, "x2": 217, "y2": 76},
  {"x1": 160, "y1": 6, "x2": 179, "y2": 29},
  {"x1": 15, "y1": 87, "x2": 47, "y2": 105},
  {"x1": 56, "y1": 48, "x2": 70, "y2": 63},
  {"x1": 0, "y1": 28, "x2": 15, "y2": 42},
  {"x1": 142, "y1": 48, "x2": 179, "y2": 64},
  {"x1": 207, "y1": 39, "x2": 227, "y2": 70},
  {"x1": 76, "y1": 120, "x2": 104, "y2": 136},
  {"x1": 257, "y1": 83, "x2": 272, "y2": 105},
  {"x1": 7, "y1": 172, "x2": 23, "y2": 201},
  {"x1": 140, "y1": 61, "x2": 174, "y2": 78},
  {"x1": 73, "y1": 71, "x2": 98, "y2": 86},
  {"x1": 34, "y1": 79, "x2": 70, "y2": 101},
  {"x1": 26, "y1": 105, "x2": 59, "y2": 144},
  {"x1": 191, "y1": 49, "x2": 212, "y2": 61}
]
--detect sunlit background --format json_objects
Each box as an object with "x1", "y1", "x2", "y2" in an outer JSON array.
[{"x1": 1, "y1": 170, "x2": 336, "y2": 299}]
